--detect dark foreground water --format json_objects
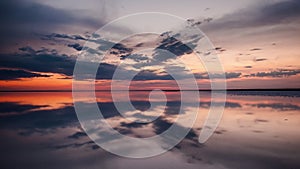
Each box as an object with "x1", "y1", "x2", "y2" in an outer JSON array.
[{"x1": 0, "y1": 91, "x2": 299, "y2": 169}]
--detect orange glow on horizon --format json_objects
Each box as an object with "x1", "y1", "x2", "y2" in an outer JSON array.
[{"x1": 0, "y1": 73, "x2": 299, "y2": 91}]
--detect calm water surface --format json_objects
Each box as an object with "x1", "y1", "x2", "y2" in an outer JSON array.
[{"x1": 0, "y1": 91, "x2": 299, "y2": 169}]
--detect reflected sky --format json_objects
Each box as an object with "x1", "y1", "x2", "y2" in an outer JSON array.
[{"x1": 0, "y1": 91, "x2": 299, "y2": 169}]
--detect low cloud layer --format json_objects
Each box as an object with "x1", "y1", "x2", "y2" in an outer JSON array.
[
  {"x1": 249, "y1": 69, "x2": 300, "y2": 78},
  {"x1": 0, "y1": 69, "x2": 51, "y2": 80}
]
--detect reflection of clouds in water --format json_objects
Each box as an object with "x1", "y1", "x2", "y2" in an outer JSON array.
[
  {"x1": 0, "y1": 92, "x2": 300, "y2": 168},
  {"x1": 0, "y1": 102, "x2": 48, "y2": 115},
  {"x1": 0, "y1": 126, "x2": 114, "y2": 169},
  {"x1": 0, "y1": 106, "x2": 77, "y2": 132},
  {"x1": 227, "y1": 91, "x2": 300, "y2": 97},
  {"x1": 250, "y1": 103, "x2": 300, "y2": 111}
]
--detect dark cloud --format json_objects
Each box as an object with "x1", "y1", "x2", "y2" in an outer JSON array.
[
  {"x1": 250, "y1": 48, "x2": 262, "y2": 51},
  {"x1": 0, "y1": 49, "x2": 76, "y2": 76},
  {"x1": 68, "y1": 43, "x2": 83, "y2": 51},
  {"x1": 250, "y1": 69, "x2": 300, "y2": 78},
  {"x1": 19, "y1": 46, "x2": 59, "y2": 55},
  {"x1": 120, "y1": 122, "x2": 148, "y2": 129},
  {"x1": 225, "y1": 72, "x2": 242, "y2": 79},
  {"x1": 43, "y1": 33, "x2": 87, "y2": 41},
  {"x1": 215, "y1": 47, "x2": 226, "y2": 52},
  {"x1": 0, "y1": 0, "x2": 101, "y2": 46},
  {"x1": 112, "y1": 127, "x2": 134, "y2": 135},
  {"x1": 132, "y1": 70, "x2": 175, "y2": 81},
  {"x1": 244, "y1": 66, "x2": 252, "y2": 69},
  {"x1": 254, "y1": 58, "x2": 267, "y2": 62},
  {"x1": 68, "y1": 131, "x2": 87, "y2": 139},
  {"x1": 107, "y1": 43, "x2": 134, "y2": 60},
  {"x1": 111, "y1": 43, "x2": 133, "y2": 55},
  {"x1": 121, "y1": 54, "x2": 149, "y2": 62},
  {"x1": 19, "y1": 46, "x2": 36, "y2": 54},
  {"x1": 156, "y1": 36, "x2": 193, "y2": 57},
  {"x1": 0, "y1": 69, "x2": 51, "y2": 80},
  {"x1": 254, "y1": 119, "x2": 269, "y2": 123}
]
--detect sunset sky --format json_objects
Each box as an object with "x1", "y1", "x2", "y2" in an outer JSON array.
[{"x1": 0, "y1": 0, "x2": 299, "y2": 90}]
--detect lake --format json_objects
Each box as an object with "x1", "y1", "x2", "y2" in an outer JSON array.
[{"x1": 0, "y1": 91, "x2": 299, "y2": 169}]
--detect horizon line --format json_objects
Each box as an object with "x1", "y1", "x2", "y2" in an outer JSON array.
[{"x1": 0, "y1": 88, "x2": 300, "y2": 92}]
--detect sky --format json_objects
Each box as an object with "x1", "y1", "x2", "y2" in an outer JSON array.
[{"x1": 0, "y1": 0, "x2": 299, "y2": 90}]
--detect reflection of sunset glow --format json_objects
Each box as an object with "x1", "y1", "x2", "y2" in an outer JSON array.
[
  {"x1": 0, "y1": 91, "x2": 299, "y2": 168},
  {"x1": 1, "y1": 91, "x2": 299, "y2": 111},
  {"x1": 0, "y1": 92, "x2": 73, "y2": 110}
]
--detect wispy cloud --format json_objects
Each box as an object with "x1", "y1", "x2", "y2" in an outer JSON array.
[
  {"x1": 254, "y1": 58, "x2": 267, "y2": 62},
  {"x1": 249, "y1": 69, "x2": 300, "y2": 78},
  {"x1": 202, "y1": 0, "x2": 300, "y2": 30}
]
